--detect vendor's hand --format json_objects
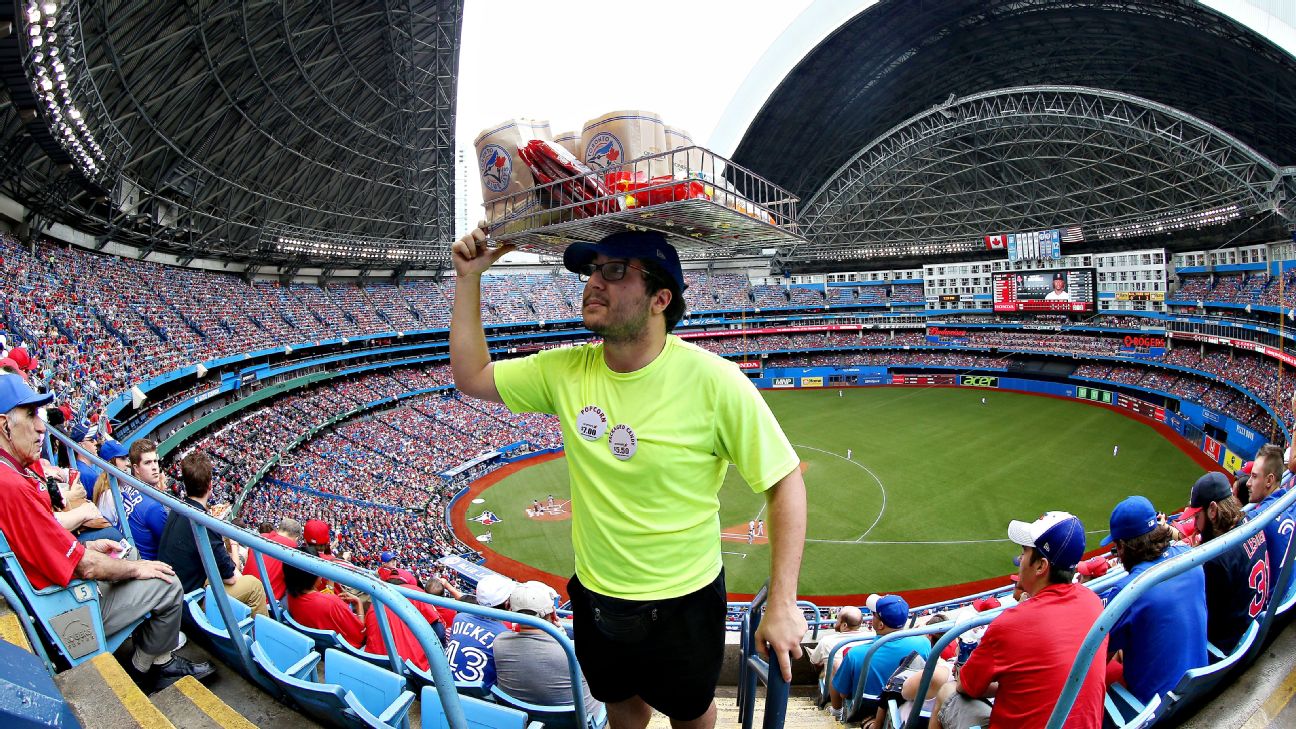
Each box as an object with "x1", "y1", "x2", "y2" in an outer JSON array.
[
  {"x1": 754, "y1": 599, "x2": 808, "y2": 682},
  {"x1": 132, "y1": 560, "x2": 176, "y2": 583},
  {"x1": 451, "y1": 221, "x2": 515, "y2": 277}
]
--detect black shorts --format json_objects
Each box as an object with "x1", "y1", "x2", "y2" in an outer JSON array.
[{"x1": 567, "y1": 570, "x2": 726, "y2": 721}]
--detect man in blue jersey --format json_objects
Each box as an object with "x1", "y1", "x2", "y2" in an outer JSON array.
[
  {"x1": 1179, "y1": 472, "x2": 1269, "y2": 652},
  {"x1": 1246, "y1": 444, "x2": 1295, "y2": 581},
  {"x1": 830, "y1": 593, "x2": 929, "y2": 725},
  {"x1": 1101, "y1": 496, "x2": 1207, "y2": 704},
  {"x1": 126, "y1": 439, "x2": 170, "y2": 561},
  {"x1": 445, "y1": 573, "x2": 515, "y2": 689}
]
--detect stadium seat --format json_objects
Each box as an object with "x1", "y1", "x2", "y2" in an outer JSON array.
[
  {"x1": 1156, "y1": 619, "x2": 1262, "y2": 724},
  {"x1": 404, "y1": 659, "x2": 489, "y2": 699},
  {"x1": 1104, "y1": 684, "x2": 1162, "y2": 729},
  {"x1": 421, "y1": 685, "x2": 542, "y2": 729},
  {"x1": 281, "y1": 608, "x2": 393, "y2": 670},
  {"x1": 490, "y1": 684, "x2": 607, "y2": 729},
  {"x1": 251, "y1": 615, "x2": 414, "y2": 728},
  {"x1": 0, "y1": 529, "x2": 142, "y2": 668},
  {"x1": 185, "y1": 586, "x2": 254, "y2": 666}
]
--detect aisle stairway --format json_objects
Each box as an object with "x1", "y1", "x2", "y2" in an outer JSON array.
[
  {"x1": 648, "y1": 686, "x2": 838, "y2": 729},
  {"x1": 0, "y1": 595, "x2": 259, "y2": 729}
]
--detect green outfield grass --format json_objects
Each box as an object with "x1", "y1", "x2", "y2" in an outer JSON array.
[{"x1": 464, "y1": 387, "x2": 1209, "y2": 597}]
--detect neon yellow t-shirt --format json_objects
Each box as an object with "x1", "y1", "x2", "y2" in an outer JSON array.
[{"x1": 493, "y1": 334, "x2": 799, "y2": 600}]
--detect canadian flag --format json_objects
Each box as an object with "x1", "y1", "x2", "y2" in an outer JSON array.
[{"x1": 985, "y1": 234, "x2": 1007, "y2": 250}]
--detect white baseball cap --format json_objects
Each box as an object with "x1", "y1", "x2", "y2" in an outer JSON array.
[
  {"x1": 509, "y1": 581, "x2": 558, "y2": 617},
  {"x1": 475, "y1": 574, "x2": 517, "y2": 608}
]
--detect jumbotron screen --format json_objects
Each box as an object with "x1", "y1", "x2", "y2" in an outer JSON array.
[{"x1": 992, "y1": 268, "x2": 1096, "y2": 312}]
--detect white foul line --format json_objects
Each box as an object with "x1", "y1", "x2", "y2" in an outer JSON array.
[{"x1": 792, "y1": 443, "x2": 888, "y2": 542}]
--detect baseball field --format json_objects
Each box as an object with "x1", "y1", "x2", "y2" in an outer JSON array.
[{"x1": 455, "y1": 387, "x2": 1217, "y2": 604}]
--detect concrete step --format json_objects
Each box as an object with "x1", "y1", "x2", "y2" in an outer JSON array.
[
  {"x1": 54, "y1": 653, "x2": 176, "y2": 729},
  {"x1": 152, "y1": 676, "x2": 259, "y2": 729},
  {"x1": 647, "y1": 686, "x2": 838, "y2": 729},
  {"x1": 0, "y1": 594, "x2": 33, "y2": 654}
]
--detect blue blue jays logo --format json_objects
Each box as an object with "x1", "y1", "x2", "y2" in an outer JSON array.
[
  {"x1": 584, "y1": 132, "x2": 623, "y2": 170},
  {"x1": 479, "y1": 144, "x2": 511, "y2": 193}
]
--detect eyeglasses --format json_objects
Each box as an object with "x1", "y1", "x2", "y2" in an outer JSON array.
[{"x1": 577, "y1": 260, "x2": 652, "y2": 283}]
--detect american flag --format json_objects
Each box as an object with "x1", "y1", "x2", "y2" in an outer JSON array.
[{"x1": 1060, "y1": 226, "x2": 1084, "y2": 243}]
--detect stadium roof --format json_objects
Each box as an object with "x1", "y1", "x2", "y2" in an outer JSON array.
[
  {"x1": 0, "y1": 0, "x2": 461, "y2": 269},
  {"x1": 729, "y1": 0, "x2": 1296, "y2": 267}
]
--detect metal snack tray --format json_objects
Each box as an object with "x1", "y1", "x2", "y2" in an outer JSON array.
[{"x1": 485, "y1": 146, "x2": 806, "y2": 260}]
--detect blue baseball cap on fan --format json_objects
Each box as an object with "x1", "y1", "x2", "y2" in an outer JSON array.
[
  {"x1": 1008, "y1": 511, "x2": 1087, "y2": 569},
  {"x1": 0, "y1": 374, "x2": 53, "y2": 414},
  {"x1": 563, "y1": 231, "x2": 687, "y2": 294},
  {"x1": 99, "y1": 439, "x2": 129, "y2": 461},
  {"x1": 380, "y1": 551, "x2": 396, "y2": 564},
  {"x1": 1101, "y1": 496, "x2": 1159, "y2": 546},
  {"x1": 865, "y1": 593, "x2": 909, "y2": 629}
]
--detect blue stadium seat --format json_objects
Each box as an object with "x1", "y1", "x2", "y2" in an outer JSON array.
[
  {"x1": 490, "y1": 684, "x2": 607, "y2": 729},
  {"x1": 1157, "y1": 618, "x2": 1262, "y2": 723},
  {"x1": 281, "y1": 608, "x2": 391, "y2": 667},
  {"x1": 0, "y1": 529, "x2": 141, "y2": 668},
  {"x1": 184, "y1": 586, "x2": 254, "y2": 669},
  {"x1": 1104, "y1": 685, "x2": 1162, "y2": 729},
  {"x1": 404, "y1": 659, "x2": 489, "y2": 699},
  {"x1": 421, "y1": 685, "x2": 542, "y2": 729},
  {"x1": 250, "y1": 615, "x2": 414, "y2": 729}
]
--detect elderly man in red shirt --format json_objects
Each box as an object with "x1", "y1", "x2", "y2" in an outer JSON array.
[{"x1": 0, "y1": 375, "x2": 212, "y2": 692}]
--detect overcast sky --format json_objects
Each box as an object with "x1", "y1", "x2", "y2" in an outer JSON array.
[
  {"x1": 451, "y1": 0, "x2": 1296, "y2": 250},
  {"x1": 453, "y1": 0, "x2": 817, "y2": 241}
]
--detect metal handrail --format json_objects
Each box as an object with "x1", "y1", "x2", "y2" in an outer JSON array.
[
  {"x1": 1045, "y1": 485, "x2": 1296, "y2": 728},
  {"x1": 737, "y1": 582, "x2": 790, "y2": 729},
  {"x1": 43, "y1": 425, "x2": 596, "y2": 729}
]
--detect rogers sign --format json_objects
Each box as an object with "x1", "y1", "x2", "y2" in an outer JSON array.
[{"x1": 1122, "y1": 335, "x2": 1166, "y2": 348}]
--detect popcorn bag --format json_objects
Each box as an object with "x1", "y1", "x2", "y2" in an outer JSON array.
[
  {"x1": 580, "y1": 110, "x2": 670, "y2": 177},
  {"x1": 664, "y1": 125, "x2": 706, "y2": 177},
  {"x1": 553, "y1": 130, "x2": 581, "y2": 158},
  {"x1": 474, "y1": 118, "x2": 552, "y2": 223}
]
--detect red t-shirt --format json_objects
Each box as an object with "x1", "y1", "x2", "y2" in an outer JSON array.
[
  {"x1": 0, "y1": 451, "x2": 86, "y2": 590},
  {"x1": 243, "y1": 532, "x2": 297, "y2": 599},
  {"x1": 287, "y1": 590, "x2": 365, "y2": 649},
  {"x1": 958, "y1": 582, "x2": 1107, "y2": 728},
  {"x1": 363, "y1": 595, "x2": 443, "y2": 671}
]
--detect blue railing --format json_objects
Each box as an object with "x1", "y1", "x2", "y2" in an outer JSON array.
[
  {"x1": 1045, "y1": 485, "x2": 1296, "y2": 728},
  {"x1": 737, "y1": 583, "x2": 790, "y2": 729},
  {"x1": 42, "y1": 425, "x2": 594, "y2": 729}
]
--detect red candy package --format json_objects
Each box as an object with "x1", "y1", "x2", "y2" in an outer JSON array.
[{"x1": 517, "y1": 140, "x2": 616, "y2": 218}]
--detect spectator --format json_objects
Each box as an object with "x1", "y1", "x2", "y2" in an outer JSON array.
[
  {"x1": 377, "y1": 550, "x2": 417, "y2": 586},
  {"x1": 157, "y1": 451, "x2": 267, "y2": 615},
  {"x1": 1100, "y1": 496, "x2": 1208, "y2": 705},
  {"x1": 808, "y1": 605, "x2": 865, "y2": 684},
  {"x1": 1180, "y1": 472, "x2": 1269, "y2": 652},
  {"x1": 243, "y1": 518, "x2": 302, "y2": 601},
  {"x1": 1247, "y1": 444, "x2": 1294, "y2": 576},
  {"x1": 424, "y1": 575, "x2": 463, "y2": 626},
  {"x1": 127, "y1": 439, "x2": 170, "y2": 561},
  {"x1": 0, "y1": 375, "x2": 212, "y2": 691},
  {"x1": 830, "y1": 593, "x2": 929, "y2": 725},
  {"x1": 283, "y1": 545, "x2": 366, "y2": 649},
  {"x1": 69, "y1": 419, "x2": 102, "y2": 494},
  {"x1": 494, "y1": 580, "x2": 602, "y2": 715},
  {"x1": 361, "y1": 576, "x2": 446, "y2": 670},
  {"x1": 932, "y1": 511, "x2": 1106, "y2": 729},
  {"x1": 92, "y1": 439, "x2": 132, "y2": 527},
  {"x1": 445, "y1": 573, "x2": 514, "y2": 689}
]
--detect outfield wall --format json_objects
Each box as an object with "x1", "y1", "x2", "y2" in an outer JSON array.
[{"x1": 753, "y1": 366, "x2": 1268, "y2": 468}]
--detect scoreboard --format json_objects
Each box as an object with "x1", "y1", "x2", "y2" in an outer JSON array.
[{"x1": 993, "y1": 268, "x2": 1096, "y2": 312}]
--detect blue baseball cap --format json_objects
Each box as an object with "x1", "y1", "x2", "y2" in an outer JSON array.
[
  {"x1": 1008, "y1": 511, "x2": 1087, "y2": 570},
  {"x1": 0, "y1": 374, "x2": 53, "y2": 414},
  {"x1": 99, "y1": 439, "x2": 129, "y2": 461},
  {"x1": 380, "y1": 551, "x2": 396, "y2": 564},
  {"x1": 1101, "y1": 496, "x2": 1158, "y2": 546},
  {"x1": 563, "y1": 231, "x2": 687, "y2": 294},
  {"x1": 70, "y1": 418, "x2": 93, "y2": 442},
  {"x1": 865, "y1": 593, "x2": 909, "y2": 629}
]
